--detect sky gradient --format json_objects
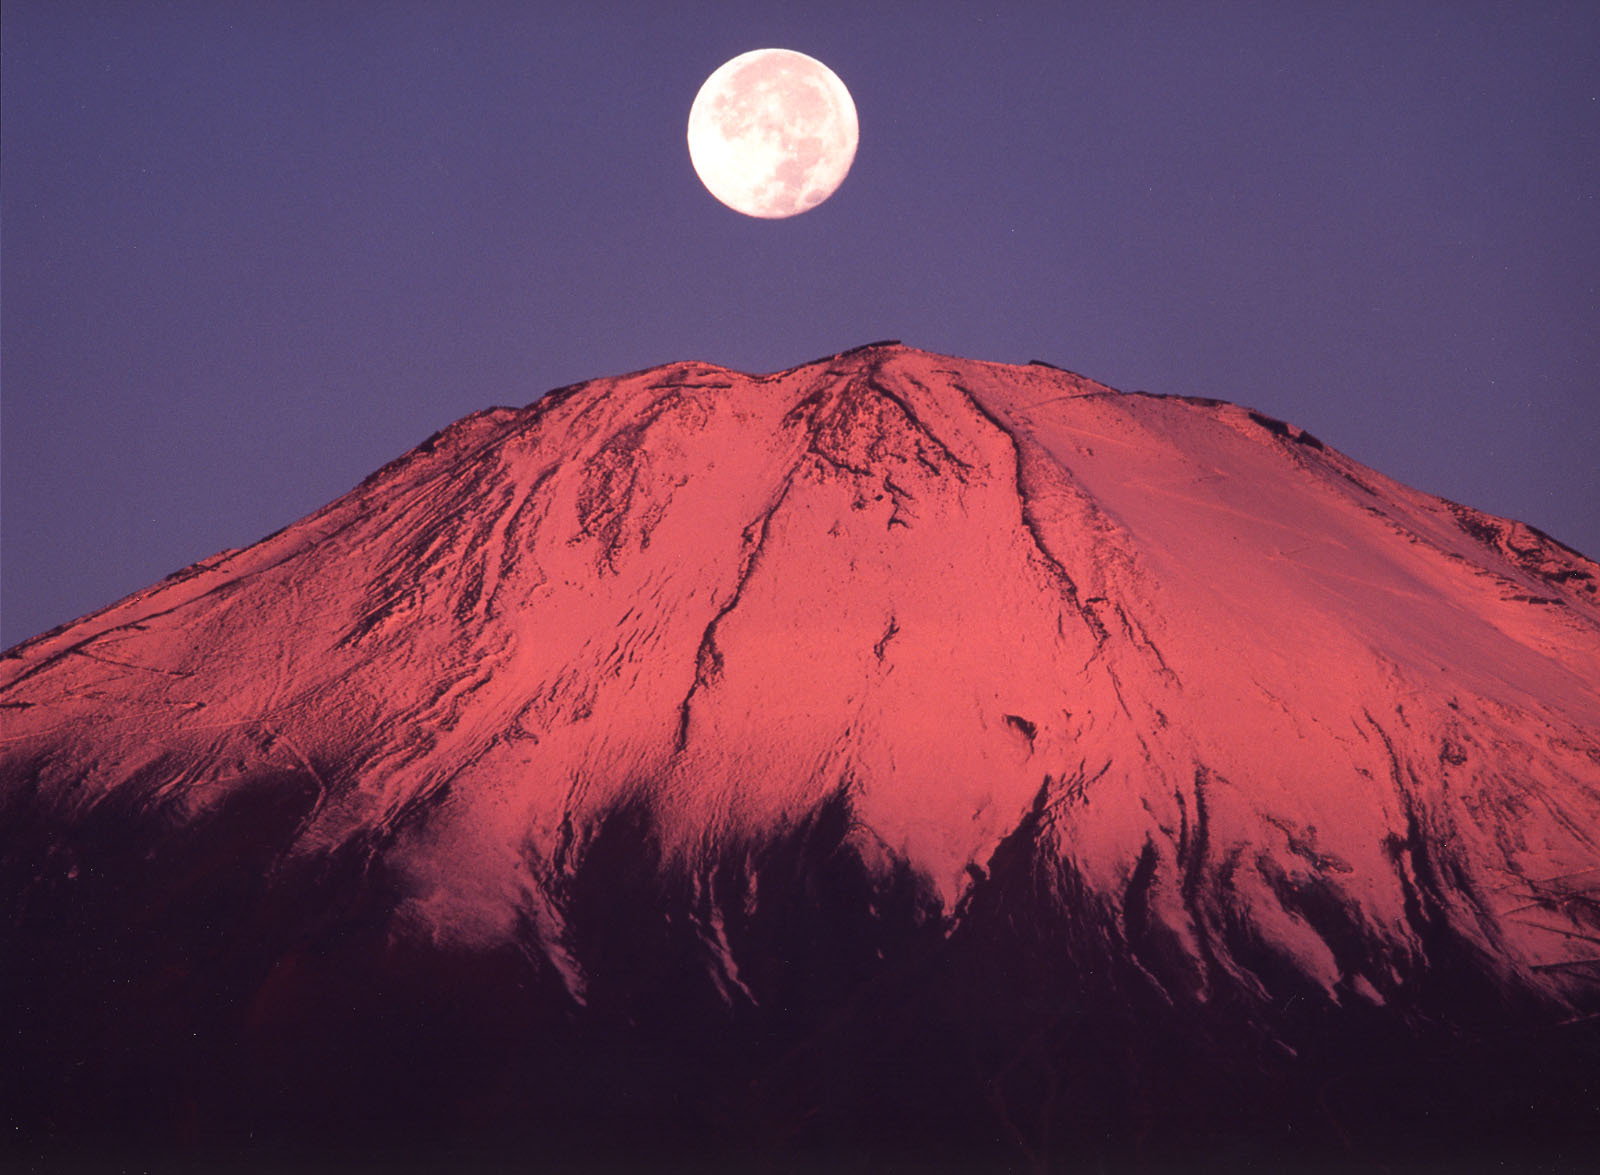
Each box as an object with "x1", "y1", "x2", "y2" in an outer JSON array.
[{"x1": 4, "y1": 1, "x2": 1597, "y2": 648}]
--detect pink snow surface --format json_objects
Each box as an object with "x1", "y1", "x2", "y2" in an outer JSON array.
[{"x1": 4, "y1": 344, "x2": 1598, "y2": 1008}]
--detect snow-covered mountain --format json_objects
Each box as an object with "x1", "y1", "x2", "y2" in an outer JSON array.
[{"x1": 5, "y1": 343, "x2": 1598, "y2": 1170}]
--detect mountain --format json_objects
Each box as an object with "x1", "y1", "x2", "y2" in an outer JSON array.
[{"x1": 4, "y1": 343, "x2": 1598, "y2": 1171}]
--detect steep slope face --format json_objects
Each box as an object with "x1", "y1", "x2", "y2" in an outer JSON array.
[{"x1": 4, "y1": 343, "x2": 1599, "y2": 1169}]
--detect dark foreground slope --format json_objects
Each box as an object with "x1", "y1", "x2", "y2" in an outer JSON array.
[{"x1": 4, "y1": 344, "x2": 1599, "y2": 1171}]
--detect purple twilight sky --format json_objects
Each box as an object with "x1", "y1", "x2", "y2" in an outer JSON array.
[{"x1": 3, "y1": 2, "x2": 1597, "y2": 648}]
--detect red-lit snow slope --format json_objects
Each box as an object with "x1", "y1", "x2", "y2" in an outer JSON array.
[{"x1": 4, "y1": 343, "x2": 1599, "y2": 1169}]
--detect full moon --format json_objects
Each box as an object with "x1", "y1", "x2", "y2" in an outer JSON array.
[{"x1": 687, "y1": 49, "x2": 858, "y2": 219}]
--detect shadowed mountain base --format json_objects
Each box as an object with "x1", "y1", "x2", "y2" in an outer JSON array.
[{"x1": 6, "y1": 779, "x2": 1597, "y2": 1172}]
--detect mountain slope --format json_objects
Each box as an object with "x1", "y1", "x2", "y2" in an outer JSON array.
[{"x1": 5, "y1": 343, "x2": 1599, "y2": 1169}]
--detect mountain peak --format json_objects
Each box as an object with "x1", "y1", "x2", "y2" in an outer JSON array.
[{"x1": 5, "y1": 347, "x2": 1597, "y2": 1168}]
